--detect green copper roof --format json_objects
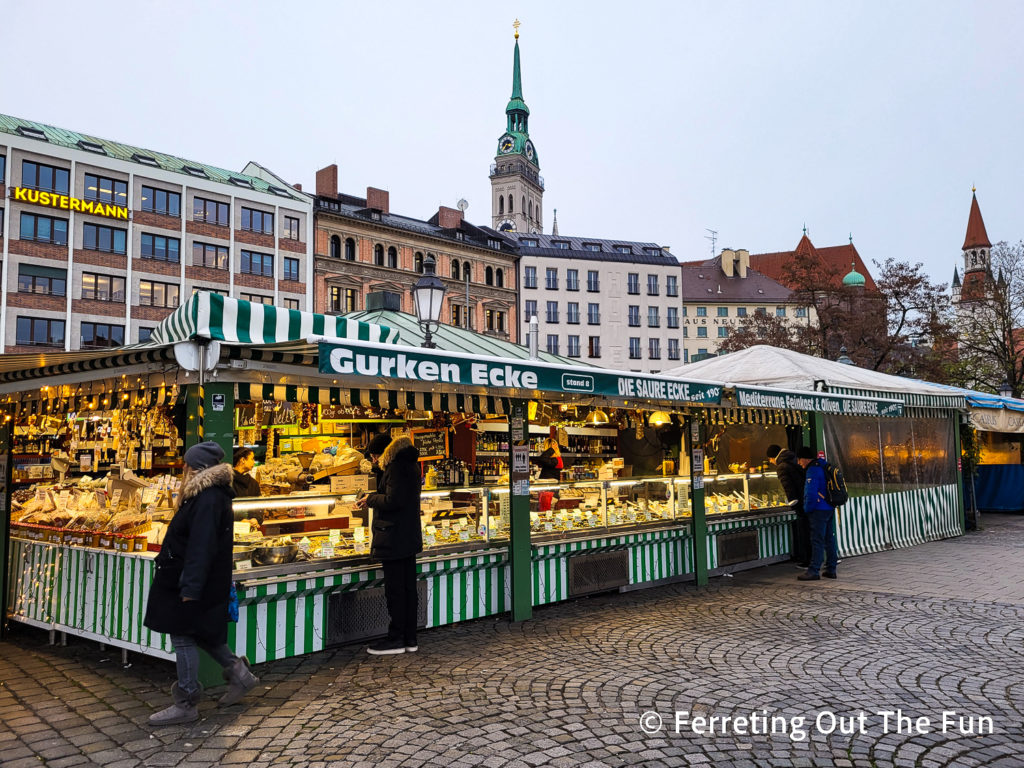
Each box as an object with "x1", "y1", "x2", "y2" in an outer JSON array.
[
  {"x1": 0, "y1": 113, "x2": 305, "y2": 202},
  {"x1": 842, "y1": 264, "x2": 866, "y2": 287},
  {"x1": 506, "y1": 40, "x2": 530, "y2": 115}
]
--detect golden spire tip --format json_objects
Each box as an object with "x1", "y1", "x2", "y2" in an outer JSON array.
[{"x1": 513, "y1": 18, "x2": 520, "y2": 39}]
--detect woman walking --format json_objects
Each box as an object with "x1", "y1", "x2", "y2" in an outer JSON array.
[{"x1": 144, "y1": 441, "x2": 258, "y2": 725}]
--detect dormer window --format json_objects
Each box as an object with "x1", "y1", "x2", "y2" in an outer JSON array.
[
  {"x1": 184, "y1": 165, "x2": 207, "y2": 178},
  {"x1": 455, "y1": 231, "x2": 464, "y2": 241},
  {"x1": 521, "y1": 238, "x2": 538, "y2": 247},
  {"x1": 229, "y1": 176, "x2": 253, "y2": 188},
  {"x1": 614, "y1": 245, "x2": 632, "y2": 254},
  {"x1": 132, "y1": 153, "x2": 160, "y2": 167},
  {"x1": 371, "y1": 211, "x2": 382, "y2": 221},
  {"x1": 583, "y1": 243, "x2": 601, "y2": 252},
  {"x1": 77, "y1": 140, "x2": 106, "y2": 154},
  {"x1": 16, "y1": 126, "x2": 47, "y2": 140},
  {"x1": 553, "y1": 241, "x2": 569, "y2": 249},
  {"x1": 488, "y1": 238, "x2": 502, "y2": 250},
  {"x1": 268, "y1": 185, "x2": 290, "y2": 197}
]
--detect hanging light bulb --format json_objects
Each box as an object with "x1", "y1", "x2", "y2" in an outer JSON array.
[
  {"x1": 648, "y1": 411, "x2": 672, "y2": 427},
  {"x1": 586, "y1": 408, "x2": 609, "y2": 425}
]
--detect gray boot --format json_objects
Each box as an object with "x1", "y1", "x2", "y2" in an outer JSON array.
[
  {"x1": 148, "y1": 682, "x2": 201, "y2": 726},
  {"x1": 218, "y1": 656, "x2": 258, "y2": 707}
]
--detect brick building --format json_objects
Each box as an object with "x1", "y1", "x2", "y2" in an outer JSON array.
[
  {"x1": 313, "y1": 164, "x2": 519, "y2": 340},
  {"x1": 0, "y1": 114, "x2": 312, "y2": 352}
]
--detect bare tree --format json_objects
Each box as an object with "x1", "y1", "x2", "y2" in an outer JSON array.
[{"x1": 716, "y1": 311, "x2": 803, "y2": 355}]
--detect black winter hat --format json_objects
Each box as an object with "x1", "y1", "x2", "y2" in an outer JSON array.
[
  {"x1": 766, "y1": 444, "x2": 782, "y2": 459},
  {"x1": 796, "y1": 446, "x2": 817, "y2": 460},
  {"x1": 184, "y1": 441, "x2": 225, "y2": 470},
  {"x1": 367, "y1": 432, "x2": 391, "y2": 456}
]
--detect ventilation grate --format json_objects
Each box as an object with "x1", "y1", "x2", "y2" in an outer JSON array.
[
  {"x1": 568, "y1": 550, "x2": 629, "y2": 597},
  {"x1": 717, "y1": 530, "x2": 759, "y2": 566},
  {"x1": 326, "y1": 581, "x2": 428, "y2": 646}
]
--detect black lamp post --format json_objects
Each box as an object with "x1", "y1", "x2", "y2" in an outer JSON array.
[
  {"x1": 998, "y1": 381, "x2": 1013, "y2": 398},
  {"x1": 412, "y1": 254, "x2": 446, "y2": 349}
]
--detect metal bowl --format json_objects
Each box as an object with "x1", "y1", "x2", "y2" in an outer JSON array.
[
  {"x1": 232, "y1": 545, "x2": 255, "y2": 563},
  {"x1": 252, "y1": 543, "x2": 298, "y2": 566}
]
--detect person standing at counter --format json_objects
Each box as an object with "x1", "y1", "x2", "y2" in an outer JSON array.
[
  {"x1": 767, "y1": 444, "x2": 810, "y2": 568},
  {"x1": 533, "y1": 437, "x2": 563, "y2": 481},
  {"x1": 797, "y1": 446, "x2": 839, "y2": 582},
  {"x1": 144, "y1": 441, "x2": 259, "y2": 725},
  {"x1": 356, "y1": 434, "x2": 423, "y2": 655}
]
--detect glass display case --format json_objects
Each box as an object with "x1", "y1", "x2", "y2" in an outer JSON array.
[{"x1": 672, "y1": 473, "x2": 792, "y2": 520}]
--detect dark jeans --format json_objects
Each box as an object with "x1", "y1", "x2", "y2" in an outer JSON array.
[
  {"x1": 792, "y1": 510, "x2": 811, "y2": 564},
  {"x1": 170, "y1": 634, "x2": 238, "y2": 698},
  {"x1": 382, "y1": 555, "x2": 418, "y2": 646},
  {"x1": 807, "y1": 508, "x2": 839, "y2": 575}
]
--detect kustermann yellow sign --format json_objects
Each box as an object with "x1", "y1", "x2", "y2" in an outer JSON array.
[{"x1": 10, "y1": 187, "x2": 129, "y2": 220}]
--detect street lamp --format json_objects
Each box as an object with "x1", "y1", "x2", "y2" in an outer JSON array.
[
  {"x1": 412, "y1": 254, "x2": 446, "y2": 349},
  {"x1": 998, "y1": 381, "x2": 1013, "y2": 398}
]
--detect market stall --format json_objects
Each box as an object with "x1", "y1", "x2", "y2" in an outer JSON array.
[{"x1": 667, "y1": 345, "x2": 966, "y2": 558}]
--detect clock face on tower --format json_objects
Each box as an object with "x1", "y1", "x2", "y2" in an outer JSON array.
[
  {"x1": 524, "y1": 140, "x2": 535, "y2": 161},
  {"x1": 499, "y1": 135, "x2": 515, "y2": 154},
  {"x1": 498, "y1": 218, "x2": 516, "y2": 232}
]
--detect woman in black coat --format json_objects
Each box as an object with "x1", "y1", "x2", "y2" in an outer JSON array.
[
  {"x1": 356, "y1": 434, "x2": 423, "y2": 655},
  {"x1": 533, "y1": 437, "x2": 563, "y2": 480},
  {"x1": 143, "y1": 441, "x2": 258, "y2": 725}
]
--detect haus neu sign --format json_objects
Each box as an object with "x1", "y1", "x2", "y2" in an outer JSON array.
[{"x1": 319, "y1": 342, "x2": 722, "y2": 404}]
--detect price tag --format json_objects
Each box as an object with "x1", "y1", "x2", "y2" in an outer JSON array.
[
  {"x1": 58, "y1": 491, "x2": 71, "y2": 509},
  {"x1": 587, "y1": 515, "x2": 597, "y2": 527},
  {"x1": 319, "y1": 542, "x2": 335, "y2": 558},
  {"x1": 328, "y1": 528, "x2": 341, "y2": 544},
  {"x1": 458, "y1": 529, "x2": 470, "y2": 542},
  {"x1": 35, "y1": 488, "x2": 48, "y2": 503},
  {"x1": 544, "y1": 521, "x2": 553, "y2": 532},
  {"x1": 353, "y1": 526, "x2": 366, "y2": 543},
  {"x1": 110, "y1": 489, "x2": 123, "y2": 508},
  {"x1": 609, "y1": 513, "x2": 619, "y2": 525},
  {"x1": 235, "y1": 559, "x2": 251, "y2": 570},
  {"x1": 425, "y1": 533, "x2": 436, "y2": 547},
  {"x1": 426, "y1": 525, "x2": 437, "y2": 535}
]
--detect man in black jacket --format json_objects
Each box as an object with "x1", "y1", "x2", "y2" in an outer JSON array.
[
  {"x1": 356, "y1": 434, "x2": 423, "y2": 655},
  {"x1": 767, "y1": 444, "x2": 810, "y2": 568}
]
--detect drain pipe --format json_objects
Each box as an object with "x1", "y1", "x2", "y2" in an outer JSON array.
[{"x1": 528, "y1": 315, "x2": 539, "y2": 359}]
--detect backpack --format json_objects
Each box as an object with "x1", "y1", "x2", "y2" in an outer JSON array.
[{"x1": 822, "y1": 461, "x2": 849, "y2": 507}]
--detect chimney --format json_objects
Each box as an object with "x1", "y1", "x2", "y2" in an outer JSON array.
[
  {"x1": 720, "y1": 248, "x2": 735, "y2": 278},
  {"x1": 366, "y1": 187, "x2": 390, "y2": 214},
  {"x1": 735, "y1": 249, "x2": 749, "y2": 278},
  {"x1": 315, "y1": 165, "x2": 338, "y2": 197},
  {"x1": 293, "y1": 183, "x2": 302, "y2": 191},
  {"x1": 438, "y1": 205, "x2": 463, "y2": 230}
]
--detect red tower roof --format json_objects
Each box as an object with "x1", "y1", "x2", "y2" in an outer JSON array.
[{"x1": 962, "y1": 191, "x2": 992, "y2": 251}]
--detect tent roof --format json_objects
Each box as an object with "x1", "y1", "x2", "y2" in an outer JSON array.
[{"x1": 662, "y1": 345, "x2": 964, "y2": 409}]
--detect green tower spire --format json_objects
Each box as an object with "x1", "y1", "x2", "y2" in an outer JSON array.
[{"x1": 496, "y1": 19, "x2": 538, "y2": 166}]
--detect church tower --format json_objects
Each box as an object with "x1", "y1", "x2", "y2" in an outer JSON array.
[
  {"x1": 491, "y1": 20, "x2": 544, "y2": 234},
  {"x1": 955, "y1": 188, "x2": 993, "y2": 306}
]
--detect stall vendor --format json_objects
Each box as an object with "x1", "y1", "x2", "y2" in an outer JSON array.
[{"x1": 231, "y1": 447, "x2": 263, "y2": 523}]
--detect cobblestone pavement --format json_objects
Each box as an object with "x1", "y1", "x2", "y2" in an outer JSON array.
[{"x1": 3, "y1": 515, "x2": 1024, "y2": 768}]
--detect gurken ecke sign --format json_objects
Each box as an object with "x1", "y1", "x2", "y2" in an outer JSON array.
[
  {"x1": 736, "y1": 388, "x2": 904, "y2": 417},
  {"x1": 318, "y1": 342, "x2": 722, "y2": 404}
]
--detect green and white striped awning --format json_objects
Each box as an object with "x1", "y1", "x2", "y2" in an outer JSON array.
[
  {"x1": 235, "y1": 383, "x2": 515, "y2": 415},
  {"x1": 149, "y1": 292, "x2": 400, "y2": 346}
]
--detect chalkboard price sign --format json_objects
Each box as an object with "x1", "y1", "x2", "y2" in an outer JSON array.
[{"x1": 410, "y1": 428, "x2": 448, "y2": 461}]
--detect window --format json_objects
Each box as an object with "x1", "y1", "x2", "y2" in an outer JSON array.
[
  {"x1": 451, "y1": 304, "x2": 466, "y2": 328},
  {"x1": 737, "y1": 307, "x2": 748, "y2": 317},
  {"x1": 80, "y1": 322, "x2": 124, "y2": 349},
  {"x1": 755, "y1": 307, "x2": 767, "y2": 316},
  {"x1": 545, "y1": 267, "x2": 558, "y2": 290},
  {"x1": 776, "y1": 306, "x2": 787, "y2": 317},
  {"x1": 462, "y1": 260, "x2": 470, "y2": 280},
  {"x1": 496, "y1": 269, "x2": 504, "y2": 288},
  {"x1": 486, "y1": 310, "x2": 505, "y2": 333},
  {"x1": 452, "y1": 261, "x2": 462, "y2": 281},
  {"x1": 488, "y1": 238, "x2": 502, "y2": 251},
  {"x1": 682, "y1": 306, "x2": 688, "y2": 316},
  {"x1": 567, "y1": 335, "x2": 581, "y2": 358},
  {"x1": 546, "y1": 301, "x2": 559, "y2": 323},
  {"x1": 284, "y1": 216, "x2": 300, "y2": 240},
  {"x1": 387, "y1": 246, "x2": 398, "y2": 269},
  {"x1": 330, "y1": 287, "x2": 358, "y2": 314},
  {"x1": 615, "y1": 245, "x2": 632, "y2": 254},
  {"x1": 283, "y1": 257, "x2": 300, "y2": 282},
  {"x1": 138, "y1": 327, "x2": 154, "y2": 343},
  {"x1": 697, "y1": 327, "x2": 708, "y2": 338},
  {"x1": 588, "y1": 336, "x2": 601, "y2": 358},
  {"x1": 345, "y1": 238, "x2": 356, "y2": 260},
  {"x1": 649, "y1": 339, "x2": 661, "y2": 359},
  {"x1": 796, "y1": 307, "x2": 808, "y2": 318},
  {"x1": 696, "y1": 306, "x2": 708, "y2": 317},
  {"x1": 81, "y1": 273, "x2": 125, "y2": 302},
  {"x1": 648, "y1": 307, "x2": 660, "y2": 327},
  {"x1": 329, "y1": 235, "x2": 341, "y2": 259},
  {"x1": 0, "y1": 155, "x2": 5, "y2": 179},
  {"x1": 553, "y1": 241, "x2": 569, "y2": 250},
  {"x1": 133, "y1": 153, "x2": 160, "y2": 167},
  {"x1": 139, "y1": 280, "x2": 179, "y2": 308},
  {"x1": 583, "y1": 243, "x2": 601, "y2": 252},
  {"x1": 588, "y1": 303, "x2": 600, "y2": 324},
  {"x1": 697, "y1": 348, "x2": 708, "y2": 356},
  {"x1": 627, "y1": 273, "x2": 639, "y2": 295},
  {"x1": 628, "y1": 306, "x2": 640, "y2": 327},
  {"x1": 240, "y1": 293, "x2": 272, "y2": 305},
  {"x1": 193, "y1": 242, "x2": 228, "y2": 269},
  {"x1": 647, "y1": 275, "x2": 659, "y2": 295},
  {"x1": 22, "y1": 160, "x2": 69, "y2": 194},
  {"x1": 184, "y1": 165, "x2": 207, "y2": 178},
  {"x1": 84, "y1": 173, "x2": 128, "y2": 207},
  {"x1": 521, "y1": 238, "x2": 538, "y2": 247},
  {"x1": 567, "y1": 302, "x2": 580, "y2": 324},
  {"x1": 667, "y1": 307, "x2": 679, "y2": 328},
  {"x1": 683, "y1": 349, "x2": 689, "y2": 364},
  {"x1": 16, "y1": 317, "x2": 64, "y2": 347},
  {"x1": 83, "y1": 222, "x2": 127, "y2": 254},
  {"x1": 241, "y1": 207, "x2": 274, "y2": 234},
  {"x1": 193, "y1": 197, "x2": 229, "y2": 226},
  {"x1": 717, "y1": 307, "x2": 728, "y2": 317},
  {"x1": 373, "y1": 244, "x2": 385, "y2": 266},
  {"x1": 20, "y1": 212, "x2": 68, "y2": 245},
  {"x1": 683, "y1": 327, "x2": 689, "y2": 338},
  {"x1": 284, "y1": 298, "x2": 300, "y2": 311},
  {"x1": 485, "y1": 266, "x2": 494, "y2": 286},
  {"x1": 141, "y1": 233, "x2": 180, "y2": 262},
  {"x1": 566, "y1": 269, "x2": 579, "y2": 291},
  {"x1": 587, "y1": 270, "x2": 600, "y2": 292},
  {"x1": 668, "y1": 339, "x2": 680, "y2": 360},
  {"x1": 18, "y1": 266, "x2": 66, "y2": 296},
  {"x1": 629, "y1": 337, "x2": 641, "y2": 359},
  {"x1": 241, "y1": 250, "x2": 274, "y2": 277},
  {"x1": 718, "y1": 327, "x2": 729, "y2": 338},
  {"x1": 525, "y1": 300, "x2": 537, "y2": 320},
  {"x1": 524, "y1": 266, "x2": 537, "y2": 289},
  {"x1": 666, "y1": 275, "x2": 679, "y2": 297},
  {"x1": 140, "y1": 185, "x2": 180, "y2": 216},
  {"x1": 546, "y1": 335, "x2": 559, "y2": 355}
]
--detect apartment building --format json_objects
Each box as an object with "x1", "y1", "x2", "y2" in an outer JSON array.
[{"x1": 0, "y1": 114, "x2": 312, "y2": 351}]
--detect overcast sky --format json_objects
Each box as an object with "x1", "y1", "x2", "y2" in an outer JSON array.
[{"x1": 5, "y1": 1, "x2": 1022, "y2": 286}]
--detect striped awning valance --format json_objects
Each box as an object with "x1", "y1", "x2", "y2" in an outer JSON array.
[
  {"x1": 0, "y1": 347, "x2": 174, "y2": 386},
  {"x1": 149, "y1": 292, "x2": 400, "y2": 346},
  {"x1": 703, "y1": 407, "x2": 804, "y2": 426},
  {"x1": 235, "y1": 383, "x2": 513, "y2": 415},
  {"x1": 828, "y1": 385, "x2": 964, "y2": 411},
  {"x1": 13, "y1": 384, "x2": 180, "y2": 416}
]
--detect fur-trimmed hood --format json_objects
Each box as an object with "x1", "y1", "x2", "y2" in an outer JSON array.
[
  {"x1": 180, "y1": 462, "x2": 234, "y2": 503},
  {"x1": 377, "y1": 435, "x2": 418, "y2": 469}
]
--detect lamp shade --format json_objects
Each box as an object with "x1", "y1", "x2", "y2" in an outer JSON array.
[
  {"x1": 998, "y1": 381, "x2": 1013, "y2": 398},
  {"x1": 648, "y1": 411, "x2": 671, "y2": 426},
  {"x1": 413, "y1": 254, "x2": 446, "y2": 327},
  {"x1": 585, "y1": 408, "x2": 609, "y2": 425}
]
